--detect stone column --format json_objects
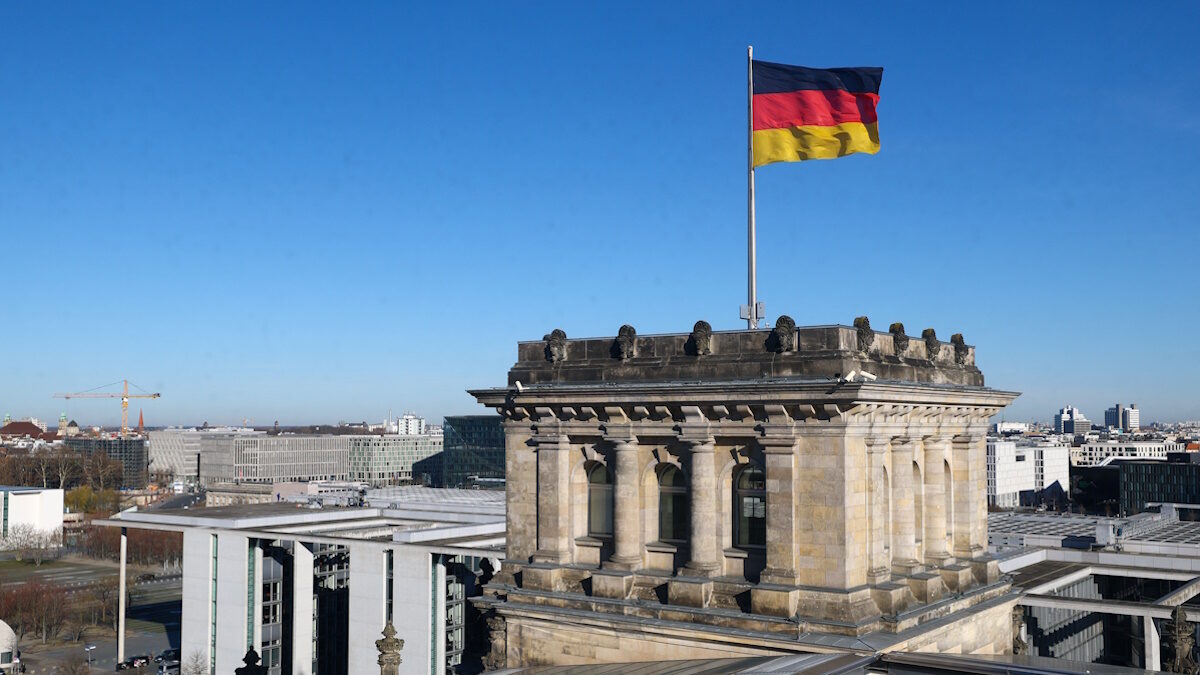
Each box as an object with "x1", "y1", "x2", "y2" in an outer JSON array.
[
  {"x1": 682, "y1": 434, "x2": 720, "y2": 576},
  {"x1": 533, "y1": 422, "x2": 571, "y2": 564},
  {"x1": 923, "y1": 436, "x2": 951, "y2": 565},
  {"x1": 118, "y1": 527, "x2": 127, "y2": 662},
  {"x1": 606, "y1": 428, "x2": 642, "y2": 570},
  {"x1": 1145, "y1": 615, "x2": 1160, "y2": 671},
  {"x1": 865, "y1": 436, "x2": 890, "y2": 583},
  {"x1": 890, "y1": 436, "x2": 920, "y2": 574},
  {"x1": 292, "y1": 541, "x2": 314, "y2": 675},
  {"x1": 760, "y1": 436, "x2": 798, "y2": 585},
  {"x1": 951, "y1": 433, "x2": 987, "y2": 560}
]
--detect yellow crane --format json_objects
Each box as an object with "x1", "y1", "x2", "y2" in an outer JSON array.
[{"x1": 54, "y1": 379, "x2": 161, "y2": 437}]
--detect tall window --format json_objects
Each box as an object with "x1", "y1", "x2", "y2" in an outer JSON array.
[
  {"x1": 587, "y1": 463, "x2": 613, "y2": 537},
  {"x1": 734, "y1": 465, "x2": 766, "y2": 548},
  {"x1": 658, "y1": 465, "x2": 688, "y2": 543}
]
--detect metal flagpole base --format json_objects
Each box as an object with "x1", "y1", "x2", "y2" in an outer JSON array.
[{"x1": 740, "y1": 302, "x2": 765, "y2": 328}]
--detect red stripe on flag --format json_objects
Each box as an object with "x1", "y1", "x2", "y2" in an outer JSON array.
[{"x1": 752, "y1": 89, "x2": 879, "y2": 131}]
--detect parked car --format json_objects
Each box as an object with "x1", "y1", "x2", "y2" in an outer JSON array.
[
  {"x1": 115, "y1": 654, "x2": 152, "y2": 670},
  {"x1": 154, "y1": 649, "x2": 180, "y2": 663},
  {"x1": 158, "y1": 661, "x2": 181, "y2": 675}
]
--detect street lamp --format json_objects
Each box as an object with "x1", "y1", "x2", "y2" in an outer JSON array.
[{"x1": 84, "y1": 644, "x2": 96, "y2": 667}]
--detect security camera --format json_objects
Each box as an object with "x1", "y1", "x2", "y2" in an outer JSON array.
[
  {"x1": 844, "y1": 371, "x2": 859, "y2": 382},
  {"x1": 859, "y1": 371, "x2": 878, "y2": 382},
  {"x1": 515, "y1": 381, "x2": 526, "y2": 392}
]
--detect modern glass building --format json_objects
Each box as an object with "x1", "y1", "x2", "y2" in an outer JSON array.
[
  {"x1": 347, "y1": 435, "x2": 443, "y2": 486},
  {"x1": 440, "y1": 415, "x2": 505, "y2": 489}
]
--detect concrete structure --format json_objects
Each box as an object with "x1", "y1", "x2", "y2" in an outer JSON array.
[
  {"x1": 148, "y1": 426, "x2": 264, "y2": 484},
  {"x1": 201, "y1": 434, "x2": 349, "y2": 485},
  {"x1": 986, "y1": 439, "x2": 1070, "y2": 509},
  {"x1": 396, "y1": 413, "x2": 427, "y2": 436},
  {"x1": 439, "y1": 415, "x2": 505, "y2": 488},
  {"x1": 470, "y1": 321, "x2": 1021, "y2": 667},
  {"x1": 100, "y1": 487, "x2": 504, "y2": 675},
  {"x1": 990, "y1": 505, "x2": 1200, "y2": 670},
  {"x1": 0, "y1": 619, "x2": 15, "y2": 672},
  {"x1": 347, "y1": 434, "x2": 443, "y2": 486},
  {"x1": 65, "y1": 437, "x2": 149, "y2": 488},
  {"x1": 1105, "y1": 403, "x2": 1141, "y2": 433},
  {"x1": 1072, "y1": 439, "x2": 1183, "y2": 466},
  {"x1": 0, "y1": 486, "x2": 64, "y2": 547},
  {"x1": 1053, "y1": 406, "x2": 1091, "y2": 435}
]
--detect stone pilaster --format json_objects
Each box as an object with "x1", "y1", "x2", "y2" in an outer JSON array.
[
  {"x1": 680, "y1": 426, "x2": 720, "y2": 577},
  {"x1": 890, "y1": 436, "x2": 921, "y2": 574},
  {"x1": 951, "y1": 432, "x2": 987, "y2": 560},
  {"x1": 759, "y1": 435, "x2": 798, "y2": 586},
  {"x1": 533, "y1": 417, "x2": 571, "y2": 564},
  {"x1": 504, "y1": 422, "x2": 536, "y2": 564},
  {"x1": 865, "y1": 436, "x2": 891, "y2": 583},
  {"x1": 605, "y1": 426, "x2": 642, "y2": 570},
  {"x1": 922, "y1": 436, "x2": 951, "y2": 566}
]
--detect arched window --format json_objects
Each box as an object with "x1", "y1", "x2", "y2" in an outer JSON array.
[
  {"x1": 734, "y1": 465, "x2": 766, "y2": 548},
  {"x1": 658, "y1": 465, "x2": 688, "y2": 543},
  {"x1": 587, "y1": 463, "x2": 613, "y2": 537}
]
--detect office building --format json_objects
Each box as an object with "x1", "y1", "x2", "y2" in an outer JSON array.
[
  {"x1": 395, "y1": 413, "x2": 427, "y2": 436},
  {"x1": 1053, "y1": 406, "x2": 1091, "y2": 435},
  {"x1": 986, "y1": 439, "x2": 1070, "y2": 509},
  {"x1": 1071, "y1": 439, "x2": 1184, "y2": 467},
  {"x1": 148, "y1": 427, "x2": 264, "y2": 484},
  {"x1": 199, "y1": 435, "x2": 350, "y2": 486},
  {"x1": 1105, "y1": 403, "x2": 1142, "y2": 433},
  {"x1": 989, "y1": 505, "x2": 1200, "y2": 670},
  {"x1": 469, "y1": 320, "x2": 1021, "y2": 666},
  {"x1": 65, "y1": 437, "x2": 149, "y2": 488},
  {"x1": 347, "y1": 434, "x2": 443, "y2": 486},
  {"x1": 440, "y1": 415, "x2": 505, "y2": 488},
  {"x1": 99, "y1": 487, "x2": 503, "y2": 675}
]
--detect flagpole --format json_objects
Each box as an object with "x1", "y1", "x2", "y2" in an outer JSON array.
[{"x1": 746, "y1": 45, "x2": 759, "y2": 329}]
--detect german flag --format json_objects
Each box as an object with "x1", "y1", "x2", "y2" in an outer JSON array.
[{"x1": 752, "y1": 61, "x2": 883, "y2": 167}]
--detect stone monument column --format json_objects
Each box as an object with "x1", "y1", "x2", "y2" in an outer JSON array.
[
  {"x1": 865, "y1": 435, "x2": 891, "y2": 583},
  {"x1": 606, "y1": 428, "x2": 642, "y2": 570},
  {"x1": 533, "y1": 420, "x2": 571, "y2": 564},
  {"x1": 922, "y1": 436, "x2": 952, "y2": 565},
  {"x1": 890, "y1": 435, "x2": 920, "y2": 573},
  {"x1": 759, "y1": 435, "x2": 798, "y2": 585},
  {"x1": 682, "y1": 434, "x2": 720, "y2": 576}
]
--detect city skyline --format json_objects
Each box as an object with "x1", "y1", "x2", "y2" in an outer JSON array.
[{"x1": 3, "y1": 3, "x2": 1199, "y2": 425}]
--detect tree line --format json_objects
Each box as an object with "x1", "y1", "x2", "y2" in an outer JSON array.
[
  {"x1": 0, "y1": 446, "x2": 124, "y2": 491},
  {"x1": 78, "y1": 525, "x2": 182, "y2": 567}
]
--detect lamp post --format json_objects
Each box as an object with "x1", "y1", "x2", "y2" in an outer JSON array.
[{"x1": 84, "y1": 644, "x2": 96, "y2": 667}]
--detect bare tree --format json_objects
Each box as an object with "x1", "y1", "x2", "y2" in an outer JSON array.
[
  {"x1": 5, "y1": 523, "x2": 38, "y2": 562},
  {"x1": 60, "y1": 655, "x2": 92, "y2": 675},
  {"x1": 51, "y1": 447, "x2": 83, "y2": 489},
  {"x1": 181, "y1": 650, "x2": 209, "y2": 675}
]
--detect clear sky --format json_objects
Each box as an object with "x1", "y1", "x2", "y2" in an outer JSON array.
[{"x1": 3, "y1": 3, "x2": 1198, "y2": 427}]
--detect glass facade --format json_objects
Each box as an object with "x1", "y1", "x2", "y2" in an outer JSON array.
[
  {"x1": 65, "y1": 437, "x2": 149, "y2": 488},
  {"x1": 735, "y1": 466, "x2": 766, "y2": 548},
  {"x1": 440, "y1": 415, "x2": 505, "y2": 488},
  {"x1": 657, "y1": 465, "x2": 688, "y2": 543},
  {"x1": 587, "y1": 463, "x2": 613, "y2": 537}
]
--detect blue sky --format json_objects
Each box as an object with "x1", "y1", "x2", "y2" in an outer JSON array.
[{"x1": 2, "y1": 3, "x2": 1198, "y2": 427}]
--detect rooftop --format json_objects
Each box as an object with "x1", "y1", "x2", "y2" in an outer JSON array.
[
  {"x1": 100, "y1": 486, "x2": 505, "y2": 554},
  {"x1": 504, "y1": 320, "x2": 987, "y2": 389}
]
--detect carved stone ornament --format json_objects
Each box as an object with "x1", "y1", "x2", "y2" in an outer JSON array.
[
  {"x1": 922, "y1": 328, "x2": 940, "y2": 361},
  {"x1": 376, "y1": 619, "x2": 405, "y2": 672},
  {"x1": 1167, "y1": 604, "x2": 1199, "y2": 675},
  {"x1": 889, "y1": 322, "x2": 909, "y2": 353},
  {"x1": 234, "y1": 649, "x2": 268, "y2": 675},
  {"x1": 1011, "y1": 605, "x2": 1028, "y2": 656},
  {"x1": 543, "y1": 328, "x2": 567, "y2": 363},
  {"x1": 951, "y1": 333, "x2": 969, "y2": 365},
  {"x1": 687, "y1": 320, "x2": 713, "y2": 356},
  {"x1": 853, "y1": 316, "x2": 874, "y2": 353},
  {"x1": 768, "y1": 315, "x2": 796, "y2": 353},
  {"x1": 613, "y1": 324, "x2": 637, "y2": 360},
  {"x1": 483, "y1": 612, "x2": 508, "y2": 671}
]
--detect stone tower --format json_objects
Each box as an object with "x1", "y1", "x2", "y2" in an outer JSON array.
[{"x1": 471, "y1": 320, "x2": 1020, "y2": 665}]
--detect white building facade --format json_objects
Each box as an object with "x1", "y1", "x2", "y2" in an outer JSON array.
[
  {"x1": 986, "y1": 440, "x2": 1070, "y2": 508},
  {"x1": 101, "y1": 489, "x2": 503, "y2": 675},
  {"x1": 1071, "y1": 439, "x2": 1184, "y2": 467},
  {"x1": 347, "y1": 434, "x2": 443, "y2": 485},
  {"x1": 0, "y1": 487, "x2": 64, "y2": 549}
]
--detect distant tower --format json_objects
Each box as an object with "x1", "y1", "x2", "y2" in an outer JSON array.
[
  {"x1": 58, "y1": 412, "x2": 68, "y2": 437},
  {"x1": 2, "y1": 414, "x2": 9, "y2": 426},
  {"x1": 138, "y1": 409, "x2": 145, "y2": 434}
]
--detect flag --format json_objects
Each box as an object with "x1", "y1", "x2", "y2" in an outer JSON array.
[{"x1": 752, "y1": 61, "x2": 883, "y2": 167}]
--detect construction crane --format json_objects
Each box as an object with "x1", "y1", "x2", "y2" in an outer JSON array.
[{"x1": 54, "y1": 379, "x2": 161, "y2": 437}]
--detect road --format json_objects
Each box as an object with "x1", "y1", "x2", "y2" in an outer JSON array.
[
  {"x1": 11, "y1": 573, "x2": 182, "y2": 673},
  {"x1": 145, "y1": 493, "x2": 203, "y2": 511}
]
